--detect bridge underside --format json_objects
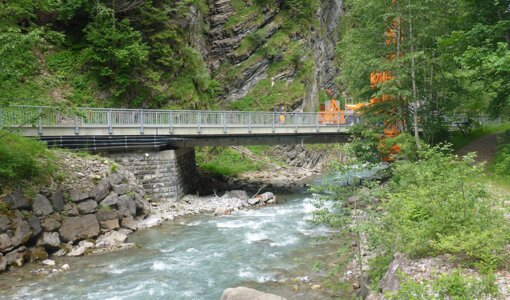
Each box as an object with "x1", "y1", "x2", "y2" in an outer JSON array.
[{"x1": 38, "y1": 133, "x2": 351, "y2": 151}]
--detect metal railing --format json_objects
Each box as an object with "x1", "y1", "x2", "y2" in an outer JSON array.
[{"x1": 0, "y1": 106, "x2": 358, "y2": 135}]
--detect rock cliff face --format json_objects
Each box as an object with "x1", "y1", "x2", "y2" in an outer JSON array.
[
  {"x1": 0, "y1": 153, "x2": 150, "y2": 273},
  {"x1": 187, "y1": 0, "x2": 344, "y2": 110}
]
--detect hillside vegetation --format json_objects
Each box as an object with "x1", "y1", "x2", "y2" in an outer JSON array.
[{"x1": 0, "y1": 0, "x2": 335, "y2": 111}]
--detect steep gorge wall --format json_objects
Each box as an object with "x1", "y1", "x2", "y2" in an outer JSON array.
[{"x1": 186, "y1": 0, "x2": 345, "y2": 111}]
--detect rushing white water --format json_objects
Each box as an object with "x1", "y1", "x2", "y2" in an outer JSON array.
[{"x1": 0, "y1": 196, "x2": 343, "y2": 300}]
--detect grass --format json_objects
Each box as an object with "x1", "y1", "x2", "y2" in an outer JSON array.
[
  {"x1": 196, "y1": 147, "x2": 264, "y2": 177},
  {"x1": 450, "y1": 122, "x2": 510, "y2": 150}
]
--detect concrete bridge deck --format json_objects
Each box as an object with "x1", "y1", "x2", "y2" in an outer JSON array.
[{"x1": 1, "y1": 106, "x2": 354, "y2": 150}]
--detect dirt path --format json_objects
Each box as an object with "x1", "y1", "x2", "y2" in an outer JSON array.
[{"x1": 457, "y1": 134, "x2": 499, "y2": 165}]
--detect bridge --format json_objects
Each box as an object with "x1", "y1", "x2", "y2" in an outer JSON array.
[
  {"x1": 1, "y1": 106, "x2": 354, "y2": 151},
  {"x1": 1, "y1": 106, "x2": 500, "y2": 202}
]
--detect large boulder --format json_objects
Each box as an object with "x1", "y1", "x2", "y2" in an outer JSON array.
[
  {"x1": 117, "y1": 195, "x2": 136, "y2": 217},
  {"x1": 4, "y1": 190, "x2": 30, "y2": 210},
  {"x1": 100, "y1": 219, "x2": 120, "y2": 231},
  {"x1": 67, "y1": 240, "x2": 94, "y2": 257},
  {"x1": 29, "y1": 247, "x2": 48, "y2": 262},
  {"x1": 37, "y1": 232, "x2": 61, "y2": 250},
  {"x1": 41, "y1": 217, "x2": 61, "y2": 232},
  {"x1": 26, "y1": 213, "x2": 42, "y2": 237},
  {"x1": 0, "y1": 253, "x2": 6, "y2": 272},
  {"x1": 100, "y1": 193, "x2": 119, "y2": 207},
  {"x1": 32, "y1": 194, "x2": 54, "y2": 216},
  {"x1": 90, "y1": 178, "x2": 111, "y2": 201},
  {"x1": 77, "y1": 200, "x2": 98, "y2": 215},
  {"x1": 95, "y1": 209, "x2": 119, "y2": 222},
  {"x1": 11, "y1": 213, "x2": 33, "y2": 248},
  {"x1": 63, "y1": 202, "x2": 79, "y2": 216},
  {"x1": 59, "y1": 215, "x2": 100, "y2": 242},
  {"x1": 69, "y1": 189, "x2": 90, "y2": 202},
  {"x1": 221, "y1": 287, "x2": 286, "y2": 300},
  {"x1": 51, "y1": 191, "x2": 64, "y2": 212},
  {"x1": 379, "y1": 253, "x2": 405, "y2": 293},
  {"x1": 0, "y1": 234, "x2": 12, "y2": 252},
  {"x1": 113, "y1": 184, "x2": 130, "y2": 196},
  {"x1": 4, "y1": 247, "x2": 28, "y2": 268},
  {"x1": 95, "y1": 231, "x2": 127, "y2": 248},
  {"x1": 0, "y1": 215, "x2": 10, "y2": 233},
  {"x1": 121, "y1": 216, "x2": 138, "y2": 231},
  {"x1": 226, "y1": 190, "x2": 250, "y2": 201},
  {"x1": 108, "y1": 173, "x2": 123, "y2": 185}
]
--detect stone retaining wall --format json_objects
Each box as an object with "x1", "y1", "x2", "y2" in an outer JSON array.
[{"x1": 107, "y1": 149, "x2": 197, "y2": 202}]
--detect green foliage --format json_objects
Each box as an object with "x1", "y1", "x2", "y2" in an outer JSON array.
[
  {"x1": 387, "y1": 271, "x2": 499, "y2": 300},
  {"x1": 83, "y1": 5, "x2": 149, "y2": 101},
  {"x1": 381, "y1": 147, "x2": 508, "y2": 269},
  {"x1": 0, "y1": 131, "x2": 56, "y2": 184},
  {"x1": 196, "y1": 147, "x2": 263, "y2": 177},
  {"x1": 491, "y1": 130, "x2": 510, "y2": 176}
]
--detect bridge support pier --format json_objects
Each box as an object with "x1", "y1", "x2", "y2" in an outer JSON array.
[{"x1": 107, "y1": 149, "x2": 197, "y2": 202}]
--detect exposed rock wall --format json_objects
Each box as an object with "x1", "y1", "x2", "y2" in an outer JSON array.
[
  {"x1": 107, "y1": 149, "x2": 198, "y2": 202},
  {"x1": 0, "y1": 155, "x2": 150, "y2": 273},
  {"x1": 184, "y1": 0, "x2": 345, "y2": 110}
]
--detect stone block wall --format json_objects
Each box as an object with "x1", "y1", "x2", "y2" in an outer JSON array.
[{"x1": 107, "y1": 149, "x2": 197, "y2": 202}]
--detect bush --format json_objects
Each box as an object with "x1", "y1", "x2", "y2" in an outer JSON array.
[
  {"x1": 0, "y1": 131, "x2": 55, "y2": 184},
  {"x1": 380, "y1": 146, "x2": 508, "y2": 269},
  {"x1": 387, "y1": 270, "x2": 499, "y2": 299}
]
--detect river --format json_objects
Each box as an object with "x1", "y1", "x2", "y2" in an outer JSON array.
[{"x1": 0, "y1": 192, "x2": 353, "y2": 299}]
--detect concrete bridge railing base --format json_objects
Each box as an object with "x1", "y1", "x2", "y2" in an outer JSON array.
[{"x1": 107, "y1": 149, "x2": 197, "y2": 202}]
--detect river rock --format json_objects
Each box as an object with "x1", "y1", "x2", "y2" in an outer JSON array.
[
  {"x1": 77, "y1": 200, "x2": 98, "y2": 215},
  {"x1": 100, "y1": 193, "x2": 119, "y2": 207},
  {"x1": 100, "y1": 219, "x2": 119, "y2": 231},
  {"x1": 121, "y1": 216, "x2": 138, "y2": 231},
  {"x1": 113, "y1": 184, "x2": 130, "y2": 195},
  {"x1": 109, "y1": 173, "x2": 123, "y2": 185},
  {"x1": 63, "y1": 202, "x2": 79, "y2": 217},
  {"x1": 37, "y1": 232, "x2": 61, "y2": 250},
  {"x1": 61, "y1": 263, "x2": 70, "y2": 271},
  {"x1": 59, "y1": 215, "x2": 100, "y2": 242},
  {"x1": 214, "y1": 207, "x2": 233, "y2": 216},
  {"x1": 41, "y1": 217, "x2": 60, "y2": 231},
  {"x1": 379, "y1": 253, "x2": 405, "y2": 292},
  {"x1": 11, "y1": 213, "x2": 33, "y2": 248},
  {"x1": 226, "y1": 190, "x2": 250, "y2": 201},
  {"x1": 4, "y1": 247, "x2": 27, "y2": 268},
  {"x1": 117, "y1": 195, "x2": 136, "y2": 217},
  {"x1": 0, "y1": 233, "x2": 12, "y2": 252},
  {"x1": 32, "y1": 194, "x2": 54, "y2": 216},
  {"x1": 248, "y1": 197, "x2": 260, "y2": 205},
  {"x1": 26, "y1": 213, "x2": 42, "y2": 237},
  {"x1": 96, "y1": 209, "x2": 119, "y2": 221},
  {"x1": 0, "y1": 214, "x2": 10, "y2": 233},
  {"x1": 42, "y1": 259, "x2": 55, "y2": 266},
  {"x1": 90, "y1": 178, "x2": 111, "y2": 201},
  {"x1": 4, "y1": 190, "x2": 30, "y2": 209},
  {"x1": 95, "y1": 231, "x2": 127, "y2": 248},
  {"x1": 221, "y1": 287, "x2": 286, "y2": 300},
  {"x1": 67, "y1": 240, "x2": 94, "y2": 257},
  {"x1": 51, "y1": 191, "x2": 64, "y2": 212},
  {"x1": 69, "y1": 189, "x2": 90, "y2": 202},
  {"x1": 137, "y1": 215, "x2": 162, "y2": 229},
  {"x1": 0, "y1": 254, "x2": 6, "y2": 271},
  {"x1": 30, "y1": 247, "x2": 48, "y2": 262}
]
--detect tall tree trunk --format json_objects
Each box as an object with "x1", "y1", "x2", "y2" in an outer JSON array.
[{"x1": 408, "y1": 0, "x2": 421, "y2": 149}]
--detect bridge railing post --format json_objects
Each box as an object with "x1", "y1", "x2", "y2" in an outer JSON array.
[
  {"x1": 169, "y1": 111, "x2": 173, "y2": 134},
  {"x1": 140, "y1": 110, "x2": 144, "y2": 134},
  {"x1": 197, "y1": 111, "x2": 202, "y2": 134},
  {"x1": 316, "y1": 112, "x2": 319, "y2": 132},
  {"x1": 38, "y1": 107, "x2": 43, "y2": 135},
  {"x1": 108, "y1": 109, "x2": 112, "y2": 134},
  {"x1": 337, "y1": 112, "x2": 341, "y2": 132},
  {"x1": 222, "y1": 112, "x2": 227, "y2": 133},
  {"x1": 248, "y1": 112, "x2": 252, "y2": 133}
]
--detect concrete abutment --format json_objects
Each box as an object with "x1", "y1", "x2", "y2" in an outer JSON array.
[{"x1": 106, "y1": 149, "x2": 197, "y2": 202}]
